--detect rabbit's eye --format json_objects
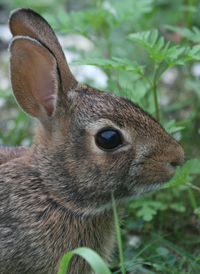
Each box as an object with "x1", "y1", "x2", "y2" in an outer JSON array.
[{"x1": 96, "y1": 129, "x2": 123, "y2": 151}]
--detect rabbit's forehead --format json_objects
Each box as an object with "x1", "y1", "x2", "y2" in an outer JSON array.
[
  {"x1": 78, "y1": 99, "x2": 158, "y2": 135},
  {"x1": 69, "y1": 88, "x2": 150, "y2": 126}
]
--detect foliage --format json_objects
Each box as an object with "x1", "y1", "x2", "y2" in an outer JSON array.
[{"x1": 0, "y1": 0, "x2": 200, "y2": 273}]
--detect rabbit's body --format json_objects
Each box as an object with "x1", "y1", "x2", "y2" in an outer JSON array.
[
  {"x1": 0, "y1": 130, "x2": 118, "y2": 274},
  {"x1": 0, "y1": 8, "x2": 184, "y2": 274},
  {"x1": 0, "y1": 155, "x2": 116, "y2": 274}
]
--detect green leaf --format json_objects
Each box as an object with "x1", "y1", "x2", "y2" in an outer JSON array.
[
  {"x1": 186, "y1": 158, "x2": 200, "y2": 175},
  {"x1": 156, "y1": 37, "x2": 164, "y2": 51},
  {"x1": 169, "y1": 203, "x2": 186, "y2": 212},
  {"x1": 128, "y1": 29, "x2": 200, "y2": 68},
  {"x1": 150, "y1": 29, "x2": 158, "y2": 46},
  {"x1": 128, "y1": 30, "x2": 186, "y2": 64},
  {"x1": 165, "y1": 25, "x2": 200, "y2": 43},
  {"x1": 180, "y1": 45, "x2": 200, "y2": 62},
  {"x1": 166, "y1": 254, "x2": 176, "y2": 266},
  {"x1": 156, "y1": 247, "x2": 169, "y2": 257},
  {"x1": 137, "y1": 204, "x2": 157, "y2": 221},
  {"x1": 57, "y1": 247, "x2": 112, "y2": 274},
  {"x1": 167, "y1": 46, "x2": 185, "y2": 59},
  {"x1": 161, "y1": 159, "x2": 197, "y2": 189},
  {"x1": 164, "y1": 119, "x2": 185, "y2": 134},
  {"x1": 71, "y1": 58, "x2": 145, "y2": 73},
  {"x1": 130, "y1": 200, "x2": 166, "y2": 221}
]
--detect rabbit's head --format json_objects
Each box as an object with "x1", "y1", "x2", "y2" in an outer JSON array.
[{"x1": 9, "y1": 8, "x2": 184, "y2": 215}]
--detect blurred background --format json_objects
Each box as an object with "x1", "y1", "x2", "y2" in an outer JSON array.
[{"x1": 0, "y1": 0, "x2": 199, "y2": 273}]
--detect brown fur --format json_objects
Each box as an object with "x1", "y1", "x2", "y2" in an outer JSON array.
[
  {"x1": 0, "y1": 146, "x2": 29, "y2": 165},
  {"x1": 0, "y1": 8, "x2": 184, "y2": 274}
]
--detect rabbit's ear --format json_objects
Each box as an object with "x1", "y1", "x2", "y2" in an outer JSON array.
[
  {"x1": 9, "y1": 8, "x2": 77, "y2": 92},
  {"x1": 9, "y1": 36, "x2": 59, "y2": 119}
]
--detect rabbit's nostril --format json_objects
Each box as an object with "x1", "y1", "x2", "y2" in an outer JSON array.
[
  {"x1": 170, "y1": 161, "x2": 178, "y2": 168},
  {"x1": 170, "y1": 145, "x2": 184, "y2": 167},
  {"x1": 170, "y1": 155, "x2": 184, "y2": 168}
]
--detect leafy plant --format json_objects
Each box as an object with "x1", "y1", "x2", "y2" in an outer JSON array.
[{"x1": 73, "y1": 28, "x2": 200, "y2": 122}]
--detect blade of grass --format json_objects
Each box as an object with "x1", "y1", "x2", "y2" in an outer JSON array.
[
  {"x1": 161, "y1": 238, "x2": 200, "y2": 270},
  {"x1": 188, "y1": 253, "x2": 200, "y2": 274},
  {"x1": 111, "y1": 193, "x2": 126, "y2": 274},
  {"x1": 57, "y1": 247, "x2": 112, "y2": 274},
  {"x1": 57, "y1": 252, "x2": 72, "y2": 274}
]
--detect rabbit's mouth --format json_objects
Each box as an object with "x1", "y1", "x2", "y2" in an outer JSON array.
[{"x1": 125, "y1": 181, "x2": 162, "y2": 200}]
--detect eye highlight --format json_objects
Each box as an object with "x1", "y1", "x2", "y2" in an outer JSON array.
[{"x1": 95, "y1": 128, "x2": 124, "y2": 151}]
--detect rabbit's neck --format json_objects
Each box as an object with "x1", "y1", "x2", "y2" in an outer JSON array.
[
  {"x1": 32, "y1": 187, "x2": 120, "y2": 273},
  {"x1": 60, "y1": 209, "x2": 119, "y2": 273}
]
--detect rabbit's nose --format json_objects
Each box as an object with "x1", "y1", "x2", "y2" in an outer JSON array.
[{"x1": 169, "y1": 144, "x2": 184, "y2": 167}]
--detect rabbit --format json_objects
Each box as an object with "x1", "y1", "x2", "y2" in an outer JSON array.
[{"x1": 0, "y1": 7, "x2": 184, "y2": 274}]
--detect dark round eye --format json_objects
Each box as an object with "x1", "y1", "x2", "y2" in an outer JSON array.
[{"x1": 96, "y1": 129, "x2": 123, "y2": 151}]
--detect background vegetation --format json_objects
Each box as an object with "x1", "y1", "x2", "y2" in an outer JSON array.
[{"x1": 0, "y1": 0, "x2": 199, "y2": 273}]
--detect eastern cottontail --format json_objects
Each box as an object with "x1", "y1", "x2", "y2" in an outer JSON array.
[{"x1": 0, "y1": 8, "x2": 184, "y2": 274}]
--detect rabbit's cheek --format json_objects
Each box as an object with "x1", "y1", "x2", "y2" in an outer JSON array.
[{"x1": 126, "y1": 155, "x2": 173, "y2": 197}]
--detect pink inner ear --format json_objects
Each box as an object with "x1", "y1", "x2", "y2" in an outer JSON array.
[
  {"x1": 26, "y1": 46, "x2": 57, "y2": 117},
  {"x1": 10, "y1": 37, "x2": 58, "y2": 118}
]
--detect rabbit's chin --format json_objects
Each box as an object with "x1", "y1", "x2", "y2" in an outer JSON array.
[
  {"x1": 127, "y1": 182, "x2": 162, "y2": 199},
  {"x1": 78, "y1": 182, "x2": 162, "y2": 217}
]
